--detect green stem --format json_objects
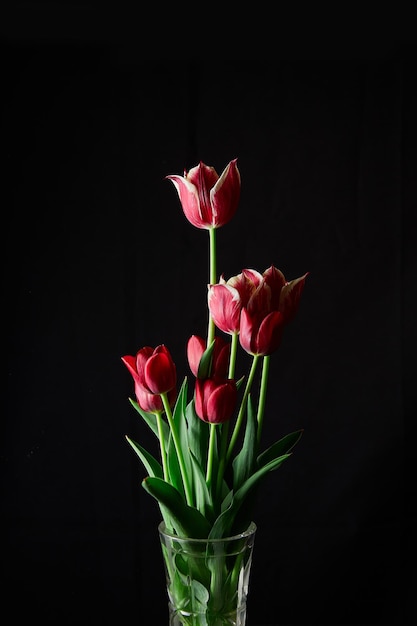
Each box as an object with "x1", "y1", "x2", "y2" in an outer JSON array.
[
  {"x1": 215, "y1": 332, "x2": 239, "y2": 498},
  {"x1": 206, "y1": 423, "x2": 217, "y2": 490},
  {"x1": 228, "y1": 332, "x2": 239, "y2": 380},
  {"x1": 207, "y1": 227, "x2": 217, "y2": 347},
  {"x1": 226, "y1": 354, "x2": 260, "y2": 465},
  {"x1": 160, "y1": 392, "x2": 193, "y2": 507},
  {"x1": 155, "y1": 411, "x2": 169, "y2": 482},
  {"x1": 256, "y1": 355, "x2": 270, "y2": 450}
]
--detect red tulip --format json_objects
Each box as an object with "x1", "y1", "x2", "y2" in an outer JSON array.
[
  {"x1": 166, "y1": 159, "x2": 241, "y2": 229},
  {"x1": 187, "y1": 335, "x2": 230, "y2": 378},
  {"x1": 194, "y1": 377, "x2": 237, "y2": 424},
  {"x1": 121, "y1": 345, "x2": 177, "y2": 411},
  {"x1": 239, "y1": 267, "x2": 308, "y2": 356}
]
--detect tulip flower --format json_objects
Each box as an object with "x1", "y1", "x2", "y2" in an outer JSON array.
[
  {"x1": 239, "y1": 267, "x2": 308, "y2": 356},
  {"x1": 187, "y1": 335, "x2": 230, "y2": 378},
  {"x1": 121, "y1": 344, "x2": 177, "y2": 411},
  {"x1": 194, "y1": 377, "x2": 237, "y2": 424},
  {"x1": 166, "y1": 159, "x2": 241, "y2": 230}
]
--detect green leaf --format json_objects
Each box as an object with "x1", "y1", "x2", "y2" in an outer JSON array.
[
  {"x1": 128, "y1": 397, "x2": 169, "y2": 444},
  {"x1": 189, "y1": 449, "x2": 214, "y2": 521},
  {"x1": 125, "y1": 435, "x2": 163, "y2": 479},
  {"x1": 166, "y1": 377, "x2": 190, "y2": 501},
  {"x1": 142, "y1": 476, "x2": 211, "y2": 538},
  {"x1": 209, "y1": 453, "x2": 292, "y2": 539},
  {"x1": 232, "y1": 394, "x2": 257, "y2": 491},
  {"x1": 172, "y1": 377, "x2": 189, "y2": 426},
  {"x1": 197, "y1": 339, "x2": 216, "y2": 379},
  {"x1": 257, "y1": 429, "x2": 303, "y2": 469},
  {"x1": 166, "y1": 432, "x2": 185, "y2": 499},
  {"x1": 186, "y1": 399, "x2": 209, "y2": 470}
]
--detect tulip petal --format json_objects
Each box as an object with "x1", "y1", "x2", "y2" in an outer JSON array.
[
  {"x1": 208, "y1": 283, "x2": 242, "y2": 334},
  {"x1": 186, "y1": 162, "x2": 219, "y2": 189},
  {"x1": 166, "y1": 175, "x2": 208, "y2": 229},
  {"x1": 256, "y1": 311, "x2": 284, "y2": 355},
  {"x1": 135, "y1": 346, "x2": 155, "y2": 383},
  {"x1": 279, "y1": 272, "x2": 309, "y2": 323},
  {"x1": 239, "y1": 308, "x2": 257, "y2": 354},
  {"x1": 211, "y1": 159, "x2": 241, "y2": 227},
  {"x1": 263, "y1": 265, "x2": 286, "y2": 309},
  {"x1": 121, "y1": 354, "x2": 139, "y2": 380},
  {"x1": 134, "y1": 381, "x2": 164, "y2": 413},
  {"x1": 206, "y1": 382, "x2": 237, "y2": 424},
  {"x1": 145, "y1": 352, "x2": 176, "y2": 394},
  {"x1": 187, "y1": 335, "x2": 206, "y2": 377}
]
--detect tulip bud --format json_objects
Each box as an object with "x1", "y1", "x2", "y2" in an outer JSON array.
[
  {"x1": 121, "y1": 344, "x2": 177, "y2": 411},
  {"x1": 194, "y1": 377, "x2": 237, "y2": 424}
]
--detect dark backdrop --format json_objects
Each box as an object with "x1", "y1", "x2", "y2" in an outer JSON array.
[{"x1": 2, "y1": 10, "x2": 416, "y2": 626}]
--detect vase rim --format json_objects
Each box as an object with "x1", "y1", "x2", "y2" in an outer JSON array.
[{"x1": 158, "y1": 520, "x2": 257, "y2": 543}]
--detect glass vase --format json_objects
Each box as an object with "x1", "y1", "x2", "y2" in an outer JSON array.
[{"x1": 158, "y1": 521, "x2": 257, "y2": 626}]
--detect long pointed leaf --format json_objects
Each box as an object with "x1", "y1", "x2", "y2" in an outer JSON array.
[
  {"x1": 166, "y1": 377, "x2": 190, "y2": 501},
  {"x1": 125, "y1": 435, "x2": 163, "y2": 479},
  {"x1": 232, "y1": 394, "x2": 257, "y2": 491},
  {"x1": 166, "y1": 432, "x2": 185, "y2": 499},
  {"x1": 197, "y1": 339, "x2": 216, "y2": 379},
  {"x1": 189, "y1": 449, "x2": 214, "y2": 521},
  {"x1": 186, "y1": 398, "x2": 209, "y2": 470},
  {"x1": 257, "y1": 429, "x2": 303, "y2": 468},
  {"x1": 142, "y1": 476, "x2": 211, "y2": 538}
]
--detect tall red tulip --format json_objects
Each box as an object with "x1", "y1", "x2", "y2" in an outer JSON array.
[
  {"x1": 166, "y1": 159, "x2": 241, "y2": 229},
  {"x1": 194, "y1": 377, "x2": 237, "y2": 424}
]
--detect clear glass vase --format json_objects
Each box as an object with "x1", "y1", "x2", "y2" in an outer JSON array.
[{"x1": 158, "y1": 521, "x2": 257, "y2": 626}]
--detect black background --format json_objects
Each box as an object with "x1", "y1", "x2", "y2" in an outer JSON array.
[{"x1": 2, "y1": 7, "x2": 416, "y2": 626}]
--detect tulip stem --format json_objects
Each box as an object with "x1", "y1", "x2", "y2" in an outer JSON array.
[
  {"x1": 160, "y1": 392, "x2": 193, "y2": 507},
  {"x1": 215, "y1": 332, "x2": 239, "y2": 499},
  {"x1": 207, "y1": 227, "x2": 217, "y2": 347},
  {"x1": 206, "y1": 423, "x2": 217, "y2": 491},
  {"x1": 156, "y1": 412, "x2": 169, "y2": 482},
  {"x1": 226, "y1": 354, "x2": 260, "y2": 465},
  {"x1": 256, "y1": 355, "x2": 270, "y2": 450},
  {"x1": 228, "y1": 332, "x2": 239, "y2": 380}
]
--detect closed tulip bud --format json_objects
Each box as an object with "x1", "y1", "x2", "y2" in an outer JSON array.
[
  {"x1": 166, "y1": 159, "x2": 241, "y2": 230},
  {"x1": 194, "y1": 377, "x2": 237, "y2": 424}
]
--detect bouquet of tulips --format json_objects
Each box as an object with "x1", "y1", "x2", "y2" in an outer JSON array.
[{"x1": 122, "y1": 159, "x2": 308, "y2": 542}]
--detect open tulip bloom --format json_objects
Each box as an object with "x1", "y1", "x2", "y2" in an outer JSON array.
[{"x1": 122, "y1": 159, "x2": 308, "y2": 542}]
